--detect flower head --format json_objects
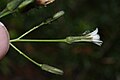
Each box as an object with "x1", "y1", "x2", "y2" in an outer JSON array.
[
  {"x1": 84, "y1": 28, "x2": 103, "y2": 46},
  {"x1": 66, "y1": 28, "x2": 103, "y2": 46}
]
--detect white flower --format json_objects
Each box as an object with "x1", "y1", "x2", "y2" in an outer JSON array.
[
  {"x1": 84, "y1": 28, "x2": 103, "y2": 46},
  {"x1": 66, "y1": 28, "x2": 103, "y2": 46}
]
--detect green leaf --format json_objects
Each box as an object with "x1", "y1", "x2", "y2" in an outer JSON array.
[{"x1": 7, "y1": 0, "x2": 25, "y2": 11}]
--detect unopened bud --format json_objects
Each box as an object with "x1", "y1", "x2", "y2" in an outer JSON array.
[
  {"x1": 41, "y1": 64, "x2": 63, "y2": 75},
  {"x1": 53, "y1": 11, "x2": 65, "y2": 19}
]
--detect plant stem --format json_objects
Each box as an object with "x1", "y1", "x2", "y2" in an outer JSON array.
[
  {"x1": 0, "y1": 0, "x2": 34, "y2": 18},
  {"x1": 0, "y1": 8, "x2": 12, "y2": 18},
  {"x1": 10, "y1": 43, "x2": 64, "y2": 75},
  {"x1": 17, "y1": 11, "x2": 64, "y2": 39},
  {"x1": 17, "y1": 23, "x2": 44, "y2": 39},
  {"x1": 17, "y1": 14, "x2": 61, "y2": 39},
  {"x1": 10, "y1": 43, "x2": 42, "y2": 67},
  {"x1": 10, "y1": 39, "x2": 66, "y2": 43}
]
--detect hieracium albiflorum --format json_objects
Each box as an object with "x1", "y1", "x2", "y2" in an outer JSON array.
[{"x1": 0, "y1": 0, "x2": 103, "y2": 75}]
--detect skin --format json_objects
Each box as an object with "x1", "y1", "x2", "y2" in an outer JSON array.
[
  {"x1": 36, "y1": 0, "x2": 55, "y2": 6},
  {"x1": 0, "y1": 22, "x2": 9, "y2": 60}
]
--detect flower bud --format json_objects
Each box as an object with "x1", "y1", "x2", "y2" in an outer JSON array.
[
  {"x1": 53, "y1": 11, "x2": 65, "y2": 19},
  {"x1": 41, "y1": 64, "x2": 63, "y2": 75}
]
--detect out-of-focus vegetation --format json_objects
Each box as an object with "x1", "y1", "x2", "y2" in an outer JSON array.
[{"x1": 0, "y1": 0, "x2": 120, "y2": 80}]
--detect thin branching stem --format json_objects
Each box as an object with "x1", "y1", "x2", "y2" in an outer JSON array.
[
  {"x1": 10, "y1": 39, "x2": 66, "y2": 43},
  {"x1": 10, "y1": 43, "x2": 63, "y2": 75},
  {"x1": 10, "y1": 43, "x2": 42, "y2": 67},
  {"x1": 17, "y1": 17, "x2": 59, "y2": 39},
  {"x1": 8, "y1": 11, "x2": 65, "y2": 75}
]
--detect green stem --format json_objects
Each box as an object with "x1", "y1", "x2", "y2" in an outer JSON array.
[
  {"x1": 17, "y1": 22, "x2": 44, "y2": 39},
  {"x1": 17, "y1": 11, "x2": 64, "y2": 39},
  {"x1": 17, "y1": 17, "x2": 58, "y2": 39},
  {"x1": 10, "y1": 43, "x2": 64, "y2": 75},
  {"x1": 10, "y1": 39, "x2": 66, "y2": 43},
  {"x1": 10, "y1": 43, "x2": 42, "y2": 67}
]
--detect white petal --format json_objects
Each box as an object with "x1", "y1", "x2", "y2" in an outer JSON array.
[
  {"x1": 93, "y1": 41, "x2": 103, "y2": 46},
  {"x1": 92, "y1": 34, "x2": 100, "y2": 40},
  {"x1": 94, "y1": 42, "x2": 102, "y2": 46},
  {"x1": 93, "y1": 40, "x2": 103, "y2": 46},
  {"x1": 88, "y1": 28, "x2": 98, "y2": 36}
]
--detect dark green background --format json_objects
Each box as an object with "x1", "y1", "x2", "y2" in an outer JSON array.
[{"x1": 0, "y1": 0, "x2": 120, "y2": 80}]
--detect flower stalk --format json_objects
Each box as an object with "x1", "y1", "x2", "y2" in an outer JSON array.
[
  {"x1": 10, "y1": 39, "x2": 66, "y2": 43},
  {"x1": 4, "y1": 10, "x2": 102, "y2": 75},
  {"x1": 10, "y1": 43, "x2": 63, "y2": 75},
  {"x1": 8, "y1": 11, "x2": 65, "y2": 75},
  {"x1": 66, "y1": 28, "x2": 103, "y2": 46},
  {"x1": 10, "y1": 28, "x2": 103, "y2": 46}
]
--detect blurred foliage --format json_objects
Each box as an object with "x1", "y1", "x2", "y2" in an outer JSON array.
[{"x1": 0, "y1": 0, "x2": 120, "y2": 80}]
